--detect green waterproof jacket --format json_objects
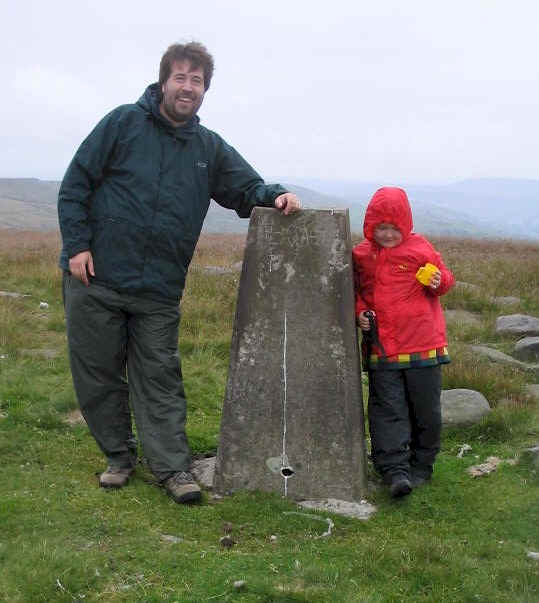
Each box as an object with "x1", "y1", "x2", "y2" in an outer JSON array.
[{"x1": 58, "y1": 83, "x2": 287, "y2": 300}]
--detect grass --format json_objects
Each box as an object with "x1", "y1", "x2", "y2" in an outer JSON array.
[{"x1": 1, "y1": 230, "x2": 538, "y2": 602}]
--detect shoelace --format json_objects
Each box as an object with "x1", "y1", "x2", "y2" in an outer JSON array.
[{"x1": 171, "y1": 471, "x2": 194, "y2": 484}]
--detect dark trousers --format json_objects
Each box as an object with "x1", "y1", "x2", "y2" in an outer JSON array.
[
  {"x1": 63, "y1": 273, "x2": 190, "y2": 480},
  {"x1": 368, "y1": 365, "x2": 442, "y2": 480}
]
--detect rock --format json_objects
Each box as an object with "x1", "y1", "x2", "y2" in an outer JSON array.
[
  {"x1": 524, "y1": 384, "x2": 539, "y2": 400},
  {"x1": 0, "y1": 291, "x2": 31, "y2": 298},
  {"x1": 528, "y1": 552, "x2": 539, "y2": 561},
  {"x1": 471, "y1": 345, "x2": 539, "y2": 374},
  {"x1": 201, "y1": 263, "x2": 242, "y2": 275},
  {"x1": 457, "y1": 444, "x2": 472, "y2": 458},
  {"x1": 492, "y1": 296, "x2": 520, "y2": 306},
  {"x1": 160, "y1": 534, "x2": 183, "y2": 544},
  {"x1": 441, "y1": 389, "x2": 491, "y2": 427},
  {"x1": 219, "y1": 535, "x2": 236, "y2": 548},
  {"x1": 192, "y1": 456, "x2": 215, "y2": 489},
  {"x1": 233, "y1": 580, "x2": 246, "y2": 591},
  {"x1": 65, "y1": 410, "x2": 86, "y2": 425},
  {"x1": 496, "y1": 314, "x2": 539, "y2": 337},
  {"x1": 202, "y1": 265, "x2": 236, "y2": 274},
  {"x1": 467, "y1": 456, "x2": 516, "y2": 478},
  {"x1": 471, "y1": 345, "x2": 522, "y2": 366},
  {"x1": 520, "y1": 446, "x2": 539, "y2": 468},
  {"x1": 514, "y1": 337, "x2": 539, "y2": 362},
  {"x1": 20, "y1": 348, "x2": 60, "y2": 359},
  {"x1": 444, "y1": 309, "x2": 481, "y2": 326},
  {"x1": 222, "y1": 522, "x2": 234, "y2": 534},
  {"x1": 214, "y1": 208, "x2": 368, "y2": 501},
  {"x1": 298, "y1": 498, "x2": 377, "y2": 520},
  {"x1": 39, "y1": 301, "x2": 49, "y2": 309}
]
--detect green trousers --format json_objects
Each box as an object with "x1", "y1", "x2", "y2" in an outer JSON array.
[{"x1": 63, "y1": 273, "x2": 191, "y2": 480}]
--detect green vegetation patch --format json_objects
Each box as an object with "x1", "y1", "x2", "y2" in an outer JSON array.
[{"x1": 0, "y1": 232, "x2": 537, "y2": 602}]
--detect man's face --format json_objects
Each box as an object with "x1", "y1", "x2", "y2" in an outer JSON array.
[
  {"x1": 373, "y1": 223, "x2": 403, "y2": 248},
  {"x1": 160, "y1": 60, "x2": 205, "y2": 126}
]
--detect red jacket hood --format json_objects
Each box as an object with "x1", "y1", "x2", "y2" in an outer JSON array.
[{"x1": 363, "y1": 187, "x2": 413, "y2": 242}]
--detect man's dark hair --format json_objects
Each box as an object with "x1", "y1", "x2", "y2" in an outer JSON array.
[{"x1": 159, "y1": 42, "x2": 214, "y2": 91}]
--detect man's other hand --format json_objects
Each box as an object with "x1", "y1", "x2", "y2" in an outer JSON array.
[
  {"x1": 274, "y1": 193, "x2": 301, "y2": 215},
  {"x1": 69, "y1": 251, "x2": 95, "y2": 286}
]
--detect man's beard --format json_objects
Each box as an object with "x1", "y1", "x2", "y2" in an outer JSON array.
[{"x1": 161, "y1": 94, "x2": 200, "y2": 126}]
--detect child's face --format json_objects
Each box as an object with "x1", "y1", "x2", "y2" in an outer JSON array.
[{"x1": 373, "y1": 223, "x2": 403, "y2": 248}]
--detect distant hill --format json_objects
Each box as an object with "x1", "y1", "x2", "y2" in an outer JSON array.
[
  {"x1": 0, "y1": 177, "x2": 536, "y2": 239},
  {"x1": 293, "y1": 178, "x2": 539, "y2": 240},
  {"x1": 0, "y1": 178, "x2": 60, "y2": 230}
]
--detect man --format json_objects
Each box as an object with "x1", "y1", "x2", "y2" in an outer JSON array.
[{"x1": 58, "y1": 42, "x2": 300, "y2": 504}]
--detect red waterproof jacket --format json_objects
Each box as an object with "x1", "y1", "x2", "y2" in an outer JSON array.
[{"x1": 353, "y1": 187, "x2": 455, "y2": 358}]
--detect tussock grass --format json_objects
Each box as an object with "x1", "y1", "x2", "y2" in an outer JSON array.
[{"x1": 0, "y1": 229, "x2": 538, "y2": 602}]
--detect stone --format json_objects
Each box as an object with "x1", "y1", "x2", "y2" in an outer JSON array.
[
  {"x1": 202, "y1": 265, "x2": 236, "y2": 275},
  {"x1": 467, "y1": 456, "x2": 516, "y2": 478},
  {"x1": 200, "y1": 262, "x2": 242, "y2": 275},
  {"x1": 524, "y1": 384, "x2": 539, "y2": 400},
  {"x1": 214, "y1": 208, "x2": 368, "y2": 501},
  {"x1": 20, "y1": 348, "x2": 60, "y2": 359},
  {"x1": 471, "y1": 345, "x2": 539, "y2": 375},
  {"x1": 441, "y1": 389, "x2": 491, "y2": 427},
  {"x1": 444, "y1": 309, "x2": 481, "y2": 326},
  {"x1": 65, "y1": 410, "x2": 86, "y2": 425},
  {"x1": 492, "y1": 296, "x2": 520, "y2": 306},
  {"x1": 160, "y1": 534, "x2": 183, "y2": 544},
  {"x1": 298, "y1": 498, "x2": 377, "y2": 520},
  {"x1": 496, "y1": 314, "x2": 539, "y2": 337},
  {"x1": 191, "y1": 457, "x2": 216, "y2": 489},
  {"x1": 0, "y1": 290, "x2": 31, "y2": 298},
  {"x1": 520, "y1": 445, "x2": 539, "y2": 468},
  {"x1": 514, "y1": 337, "x2": 539, "y2": 362}
]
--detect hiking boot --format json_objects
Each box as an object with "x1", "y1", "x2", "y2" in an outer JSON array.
[
  {"x1": 163, "y1": 471, "x2": 202, "y2": 504},
  {"x1": 99, "y1": 466, "x2": 135, "y2": 489},
  {"x1": 389, "y1": 476, "x2": 412, "y2": 498}
]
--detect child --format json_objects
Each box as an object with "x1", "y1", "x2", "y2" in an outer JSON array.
[{"x1": 353, "y1": 187, "x2": 455, "y2": 498}]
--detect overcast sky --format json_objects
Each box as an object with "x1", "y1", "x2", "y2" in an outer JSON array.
[{"x1": 2, "y1": 0, "x2": 538, "y2": 185}]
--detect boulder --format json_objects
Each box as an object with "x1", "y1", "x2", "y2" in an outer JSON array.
[
  {"x1": 496, "y1": 314, "x2": 539, "y2": 337},
  {"x1": 471, "y1": 345, "x2": 528, "y2": 368},
  {"x1": 441, "y1": 389, "x2": 491, "y2": 427},
  {"x1": 514, "y1": 337, "x2": 539, "y2": 362},
  {"x1": 471, "y1": 345, "x2": 539, "y2": 376}
]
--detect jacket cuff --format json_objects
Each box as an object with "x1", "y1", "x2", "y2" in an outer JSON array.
[{"x1": 65, "y1": 242, "x2": 91, "y2": 259}]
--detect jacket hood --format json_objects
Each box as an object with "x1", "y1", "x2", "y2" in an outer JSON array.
[
  {"x1": 363, "y1": 187, "x2": 413, "y2": 242},
  {"x1": 136, "y1": 83, "x2": 199, "y2": 139}
]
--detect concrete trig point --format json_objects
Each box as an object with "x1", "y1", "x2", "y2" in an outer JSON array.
[{"x1": 213, "y1": 207, "x2": 368, "y2": 501}]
